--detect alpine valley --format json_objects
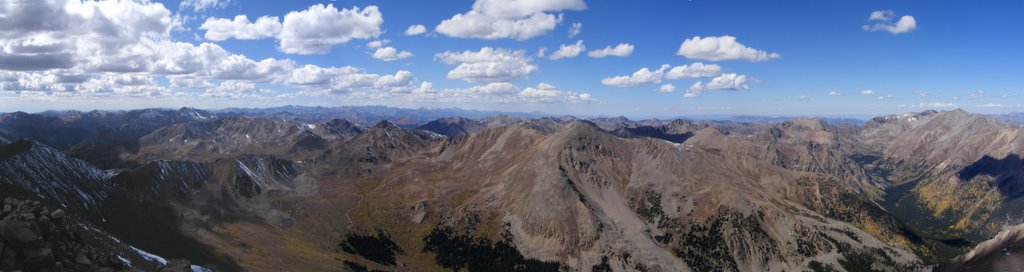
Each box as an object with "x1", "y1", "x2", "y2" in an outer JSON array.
[{"x1": 2, "y1": 106, "x2": 1024, "y2": 272}]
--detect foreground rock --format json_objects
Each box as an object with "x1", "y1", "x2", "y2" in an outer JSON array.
[
  {"x1": 938, "y1": 223, "x2": 1024, "y2": 272},
  {"x1": 0, "y1": 197, "x2": 128, "y2": 271}
]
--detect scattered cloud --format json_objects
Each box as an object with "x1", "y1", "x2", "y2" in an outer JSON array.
[
  {"x1": 602, "y1": 62, "x2": 722, "y2": 87},
  {"x1": 288, "y1": 68, "x2": 421, "y2": 95},
  {"x1": 366, "y1": 40, "x2": 390, "y2": 49},
  {"x1": 588, "y1": 43, "x2": 634, "y2": 58},
  {"x1": 828, "y1": 91, "x2": 842, "y2": 96},
  {"x1": 863, "y1": 10, "x2": 917, "y2": 34},
  {"x1": 861, "y1": 89, "x2": 875, "y2": 95},
  {"x1": 685, "y1": 73, "x2": 751, "y2": 97},
  {"x1": 977, "y1": 103, "x2": 1005, "y2": 108},
  {"x1": 366, "y1": 40, "x2": 412, "y2": 61},
  {"x1": 799, "y1": 95, "x2": 809, "y2": 100},
  {"x1": 201, "y1": 80, "x2": 273, "y2": 98},
  {"x1": 900, "y1": 102, "x2": 957, "y2": 109},
  {"x1": 200, "y1": 15, "x2": 281, "y2": 41},
  {"x1": 677, "y1": 36, "x2": 779, "y2": 62},
  {"x1": 537, "y1": 47, "x2": 548, "y2": 58},
  {"x1": 0, "y1": 0, "x2": 420, "y2": 100},
  {"x1": 0, "y1": 0, "x2": 607, "y2": 106},
  {"x1": 466, "y1": 82, "x2": 518, "y2": 94},
  {"x1": 568, "y1": 22, "x2": 583, "y2": 38},
  {"x1": 659, "y1": 84, "x2": 676, "y2": 93},
  {"x1": 869, "y1": 10, "x2": 894, "y2": 21},
  {"x1": 278, "y1": 4, "x2": 383, "y2": 54},
  {"x1": 549, "y1": 40, "x2": 585, "y2": 60},
  {"x1": 180, "y1": 0, "x2": 230, "y2": 12},
  {"x1": 664, "y1": 62, "x2": 722, "y2": 79},
  {"x1": 436, "y1": 47, "x2": 538, "y2": 83},
  {"x1": 405, "y1": 24, "x2": 427, "y2": 36},
  {"x1": 169, "y1": 77, "x2": 212, "y2": 88},
  {"x1": 601, "y1": 65, "x2": 669, "y2": 87},
  {"x1": 200, "y1": 4, "x2": 385, "y2": 54},
  {"x1": 79, "y1": 74, "x2": 171, "y2": 97},
  {"x1": 520, "y1": 83, "x2": 593, "y2": 103},
  {"x1": 413, "y1": 82, "x2": 594, "y2": 104},
  {"x1": 435, "y1": 0, "x2": 586, "y2": 40},
  {"x1": 372, "y1": 47, "x2": 413, "y2": 61},
  {"x1": 965, "y1": 90, "x2": 985, "y2": 99},
  {"x1": 914, "y1": 91, "x2": 929, "y2": 98},
  {"x1": 877, "y1": 94, "x2": 894, "y2": 100}
]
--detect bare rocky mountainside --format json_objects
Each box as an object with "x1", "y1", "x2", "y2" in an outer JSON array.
[{"x1": 2, "y1": 107, "x2": 1024, "y2": 271}]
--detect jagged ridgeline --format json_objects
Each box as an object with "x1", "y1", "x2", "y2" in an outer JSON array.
[{"x1": 3, "y1": 107, "x2": 1024, "y2": 271}]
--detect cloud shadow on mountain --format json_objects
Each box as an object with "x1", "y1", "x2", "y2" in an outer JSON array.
[{"x1": 958, "y1": 154, "x2": 1024, "y2": 198}]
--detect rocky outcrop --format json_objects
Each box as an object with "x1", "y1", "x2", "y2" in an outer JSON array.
[
  {"x1": 937, "y1": 223, "x2": 1024, "y2": 272},
  {"x1": 0, "y1": 197, "x2": 128, "y2": 271}
]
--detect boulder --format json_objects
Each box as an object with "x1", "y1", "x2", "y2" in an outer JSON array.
[
  {"x1": 49, "y1": 209, "x2": 64, "y2": 221},
  {"x1": 23, "y1": 247, "x2": 55, "y2": 269},
  {"x1": 75, "y1": 253, "x2": 92, "y2": 265},
  {"x1": 1, "y1": 246, "x2": 15, "y2": 270},
  {"x1": 2, "y1": 222, "x2": 43, "y2": 249}
]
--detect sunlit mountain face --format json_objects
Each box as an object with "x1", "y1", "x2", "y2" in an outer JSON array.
[{"x1": 1, "y1": 0, "x2": 1023, "y2": 271}]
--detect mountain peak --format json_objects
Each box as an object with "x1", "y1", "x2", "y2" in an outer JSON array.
[
  {"x1": 930, "y1": 109, "x2": 1005, "y2": 127},
  {"x1": 372, "y1": 120, "x2": 400, "y2": 130}
]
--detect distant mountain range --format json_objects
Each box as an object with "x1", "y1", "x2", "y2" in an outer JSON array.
[{"x1": 3, "y1": 106, "x2": 1024, "y2": 271}]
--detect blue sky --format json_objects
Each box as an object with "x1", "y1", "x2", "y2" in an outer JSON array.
[{"x1": 0, "y1": 0, "x2": 1021, "y2": 118}]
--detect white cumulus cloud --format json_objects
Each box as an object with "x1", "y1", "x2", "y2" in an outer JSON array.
[
  {"x1": 863, "y1": 10, "x2": 917, "y2": 34},
  {"x1": 664, "y1": 62, "x2": 721, "y2": 79},
  {"x1": 436, "y1": 47, "x2": 538, "y2": 83},
  {"x1": 602, "y1": 62, "x2": 721, "y2": 88},
  {"x1": 869, "y1": 10, "x2": 894, "y2": 21},
  {"x1": 372, "y1": 47, "x2": 413, "y2": 61},
  {"x1": 200, "y1": 15, "x2": 281, "y2": 41},
  {"x1": 435, "y1": 0, "x2": 586, "y2": 40},
  {"x1": 601, "y1": 65, "x2": 669, "y2": 87},
  {"x1": 0, "y1": 1, "x2": 429, "y2": 102},
  {"x1": 413, "y1": 82, "x2": 594, "y2": 104},
  {"x1": 278, "y1": 4, "x2": 383, "y2": 54},
  {"x1": 0, "y1": 0, "x2": 176, "y2": 72},
  {"x1": 902, "y1": 102, "x2": 957, "y2": 109},
  {"x1": 405, "y1": 24, "x2": 427, "y2": 36},
  {"x1": 587, "y1": 43, "x2": 634, "y2": 58},
  {"x1": 861, "y1": 89, "x2": 875, "y2": 95},
  {"x1": 520, "y1": 82, "x2": 594, "y2": 103},
  {"x1": 659, "y1": 84, "x2": 676, "y2": 93},
  {"x1": 677, "y1": 36, "x2": 779, "y2": 62},
  {"x1": 684, "y1": 73, "x2": 751, "y2": 97},
  {"x1": 468, "y1": 82, "x2": 519, "y2": 94},
  {"x1": 202, "y1": 80, "x2": 272, "y2": 98},
  {"x1": 568, "y1": 22, "x2": 582, "y2": 38},
  {"x1": 180, "y1": 0, "x2": 230, "y2": 12},
  {"x1": 549, "y1": 40, "x2": 585, "y2": 60}
]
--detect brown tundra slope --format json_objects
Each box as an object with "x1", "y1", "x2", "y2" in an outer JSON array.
[
  {"x1": 937, "y1": 223, "x2": 1024, "y2": 272},
  {"x1": 190, "y1": 119, "x2": 926, "y2": 271},
  {"x1": 858, "y1": 110, "x2": 1024, "y2": 254},
  {"x1": 6, "y1": 109, "x2": 1024, "y2": 271}
]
